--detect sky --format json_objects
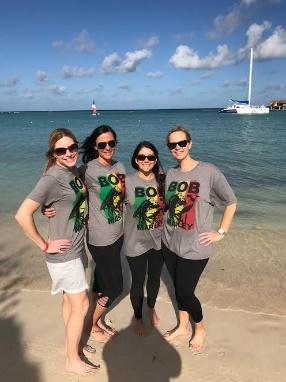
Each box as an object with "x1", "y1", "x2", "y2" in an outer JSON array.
[{"x1": 1, "y1": 0, "x2": 286, "y2": 111}]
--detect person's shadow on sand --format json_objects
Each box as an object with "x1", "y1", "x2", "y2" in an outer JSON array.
[{"x1": 102, "y1": 318, "x2": 182, "y2": 382}]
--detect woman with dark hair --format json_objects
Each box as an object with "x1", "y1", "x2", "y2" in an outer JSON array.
[
  {"x1": 15, "y1": 128, "x2": 97, "y2": 376},
  {"x1": 163, "y1": 126, "x2": 237, "y2": 351},
  {"x1": 122, "y1": 141, "x2": 165, "y2": 336},
  {"x1": 82, "y1": 125, "x2": 126, "y2": 342}
]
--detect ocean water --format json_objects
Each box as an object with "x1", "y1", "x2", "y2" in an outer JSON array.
[{"x1": 0, "y1": 109, "x2": 285, "y2": 230}]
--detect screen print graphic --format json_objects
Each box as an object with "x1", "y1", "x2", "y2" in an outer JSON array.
[
  {"x1": 69, "y1": 176, "x2": 87, "y2": 232},
  {"x1": 133, "y1": 185, "x2": 165, "y2": 230},
  {"x1": 98, "y1": 173, "x2": 125, "y2": 224},
  {"x1": 166, "y1": 180, "x2": 200, "y2": 230}
]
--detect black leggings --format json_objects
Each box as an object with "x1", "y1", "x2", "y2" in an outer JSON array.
[
  {"x1": 162, "y1": 242, "x2": 208, "y2": 323},
  {"x1": 127, "y1": 249, "x2": 164, "y2": 319},
  {"x1": 87, "y1": 236, "x2": 123, "y2": 308}
]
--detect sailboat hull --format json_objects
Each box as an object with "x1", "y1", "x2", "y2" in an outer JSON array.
[{"x1": 220, "y1": 105, "x2": 269, "y2": 114}]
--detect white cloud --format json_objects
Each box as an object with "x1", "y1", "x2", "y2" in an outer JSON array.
[
  {"x1": 207, "y1": 7, "x2": 241, "y2": 39},
  {"x1": 102, "y1": 49, "x2": 152, "y2": 73},
  {"x1": 144, "y1": 36, "x2": 159, "y2": 49},
  {"x1": 49, "y1": 85, "x2": 66, "y2": 95},
  {"x1": 255, "y1": 25, "x2": 286, "y2": 59},
  {"x1": 61, "y1": 66, "x2": 96, "y2": 79},
  {"x1": 246, "y1": 21, "x2": 272, "y2": 47},
  {"x1": 169, "y1": 44, "x2": 233, "y2": 69},
  {"x1": 73, "y1": 29, "x2": 95, "y2": 53},
  {"x1": 207, "y1": 0, "x2": 281, "y2": 40},
  {"x1": 120, "y1": 49, "x2": 152, "y2": 72},
  {"x1": 146, "y1": 71, "x2": 163, "y2": 78},
  {"x1": 36, "y1": 70, "x2": 48, "y2": 83},
  {"x1": 101, "y1": 53, "x2": 121, "y2": 74},
  {"x1": 171, "y1": 21, "x2": 286, "y2": 71},
  {"x1": 52, "y1": 29, "x2": 95, "y2": 53}
]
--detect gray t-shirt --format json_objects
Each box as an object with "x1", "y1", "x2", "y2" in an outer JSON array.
[
  {"x1": 28, "y1": 164, "x2": 87, "y2": 263},
  {"x1": 83, "y1": 159, "x2": 126, "y2": 246},
  {"x1": 162, "y1": 162, "x2": 237, "y2": 260},
  {"x1": 122, "y1": 173, "x2": 165, "y2": 257}
]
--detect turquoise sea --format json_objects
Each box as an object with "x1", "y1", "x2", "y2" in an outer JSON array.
[{"x1": 0, "y1": 109, "x2": 285, "y2": 230}]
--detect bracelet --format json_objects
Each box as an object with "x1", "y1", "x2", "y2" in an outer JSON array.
[{"x1": 43, "y1": 242, "x2": 49, "y2": 252}]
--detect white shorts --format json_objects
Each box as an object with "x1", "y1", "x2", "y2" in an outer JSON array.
[{"x1": 46, "y1": 257, "x2": 89, "y2": 295}]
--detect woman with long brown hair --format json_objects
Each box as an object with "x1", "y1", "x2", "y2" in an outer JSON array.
[
  {"x1": 15, "y1": 128, "x2": 97, "y2": 376},
  {"x1": 122, "y1": 141, "x2": 165, "y2": 336}
]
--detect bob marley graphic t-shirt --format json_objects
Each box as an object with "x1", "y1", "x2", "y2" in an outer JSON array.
[
  {"x1": 162, "y1": 162, "x2": 237, "y2": 260},
  {"x1": 84, "y1": 159, "x2": 126, "y2": 246},
  {"x1": 122, "y1": 173, "x2": 165, "y2": 257},
  {"x1": 28, "y1": 164, "x2": 87, "y2": 263}
]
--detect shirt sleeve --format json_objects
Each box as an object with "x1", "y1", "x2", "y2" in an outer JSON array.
[
  {"x1": 117, "y1": 162, "x2": 126, "y2": 175},
  {"x1": 27, "y1": 175, "x2": 61, "y2": 206},
  {"x1": 210, "y1": 166, "x2": 237, "y2": 208}
]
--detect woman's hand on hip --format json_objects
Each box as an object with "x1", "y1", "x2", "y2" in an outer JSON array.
[
  {"x1": 199, "y1": 231, "x2": 224, "y2": 246},
  {"x1": 46, "y1": 239, "x2": 71, "y2": 254}
]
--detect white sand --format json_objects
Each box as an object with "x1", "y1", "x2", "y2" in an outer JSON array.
[{"x1": 1, "y1": 212, "x2": 286, "y2": 381}]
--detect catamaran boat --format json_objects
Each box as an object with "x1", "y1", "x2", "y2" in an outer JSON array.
[{"x1": 220, "y1": 48, "x2": 269, "y2": 114}]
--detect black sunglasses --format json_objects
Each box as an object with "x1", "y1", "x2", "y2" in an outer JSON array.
[
  {"x1": 96, "y1": 140, "x2": 117, "y2": 150},
  {"x1": 137, "y1": 154, "x2": 156, "y2": 162},
  {"x1": 54, "y1": 143, "x2": 78, "y2": 156},
  {"x1": 167, "y1": 139, "x2": 190, "y2": 150}
]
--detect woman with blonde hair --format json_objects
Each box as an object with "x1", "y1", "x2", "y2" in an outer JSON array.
[
  {"x1": 163, "y1": 126, "x2": 237, "y2": 350},
  {"x1": 15, "y1": 128, "x2": 97, "y2": 376}
]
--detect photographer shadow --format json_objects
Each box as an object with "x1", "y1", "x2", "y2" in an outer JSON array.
[{"x1": 102, "y1": 317, "x2": 182, "y2": 382}]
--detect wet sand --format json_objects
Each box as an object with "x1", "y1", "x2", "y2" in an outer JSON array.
[{"x1": 0, "y1": 212, "x2": 286, "y2": 381}]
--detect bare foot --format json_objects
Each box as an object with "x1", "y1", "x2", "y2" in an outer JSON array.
[
  {"x1": 65, "y1": 358, "x2": 99, "y2": 376},
  {"x1": 79, "y1": 344, "x2": 96, "y2": 357},
  {"x1": 148, "y1": 308, "x2": 160, "y2": 327},
  {"x1": 97, "y1": 318, "x2": 117, "y2": 336},
  {"x1": 134, "y1": 319, "x2": 146, "y2": 336},
  {"x1": 91, "y1": 327, "x2": 111, "y2": 343},
  {"x1": 163, "y1": 326, "x2": 190, "y2": 341},
  {"x1": 189, "y1": 327, "x2": 206, "y2": 351}
]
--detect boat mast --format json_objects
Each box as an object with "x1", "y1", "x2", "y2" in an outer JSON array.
[{"x1": 248, "y1": 48, "x2": 253, "y2": 106}]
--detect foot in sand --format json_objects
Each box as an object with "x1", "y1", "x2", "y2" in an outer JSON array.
[
  {"x1": 91, "y1": 326, "x2": 111, "y2": 343},
  {"x1": 134, "y1": 319, "x2": 146, "y2": 336},
  {"x1": 148, "y1": 308, "x2": 160, "y2": 327},
  {"x1": 65, "y1": 358, "x2": 99, "y2": 376},
  {"x1": 80, "y1": 344, "x2": 96, "y2": 357},
  {"x1": 163, "y1": 325, "x2": 190, "y2": 341},
  {"x1": 189, "y1": 327, "x2": 206, "y2": 352},
  {"x1": 97, "y1": 318, "x2": 117, "y2": 336}
]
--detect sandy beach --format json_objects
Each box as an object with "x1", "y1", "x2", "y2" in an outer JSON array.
[{"x1": 1, "y1": 212, "x2": 286, "y2": 382}]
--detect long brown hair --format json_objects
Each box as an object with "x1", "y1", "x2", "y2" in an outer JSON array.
[{"x1": 45, "y1": 128, "x2": 78, "y2": 171}]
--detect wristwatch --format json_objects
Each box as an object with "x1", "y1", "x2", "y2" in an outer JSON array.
[{"x1": 217, "y1": 228, "x2": 226, "y2": 236}]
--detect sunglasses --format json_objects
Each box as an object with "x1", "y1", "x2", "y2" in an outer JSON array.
[
  {"x1": 137, "y1": 154, "x2": 156, "y2": 162},
  {"x1": 96, "y1": 140, "x2": 117, "y2": 150},
  {"x1": 54, "y1": 143, "x2": 78, "y2": 156},
  {"x1": 167, "y1": 139, "x2": 190, "y2": 150}
]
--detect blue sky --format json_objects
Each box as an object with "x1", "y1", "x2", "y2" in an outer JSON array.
[{"x1": 1, "y1": 0, "x2": 286, "y2": 111}]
